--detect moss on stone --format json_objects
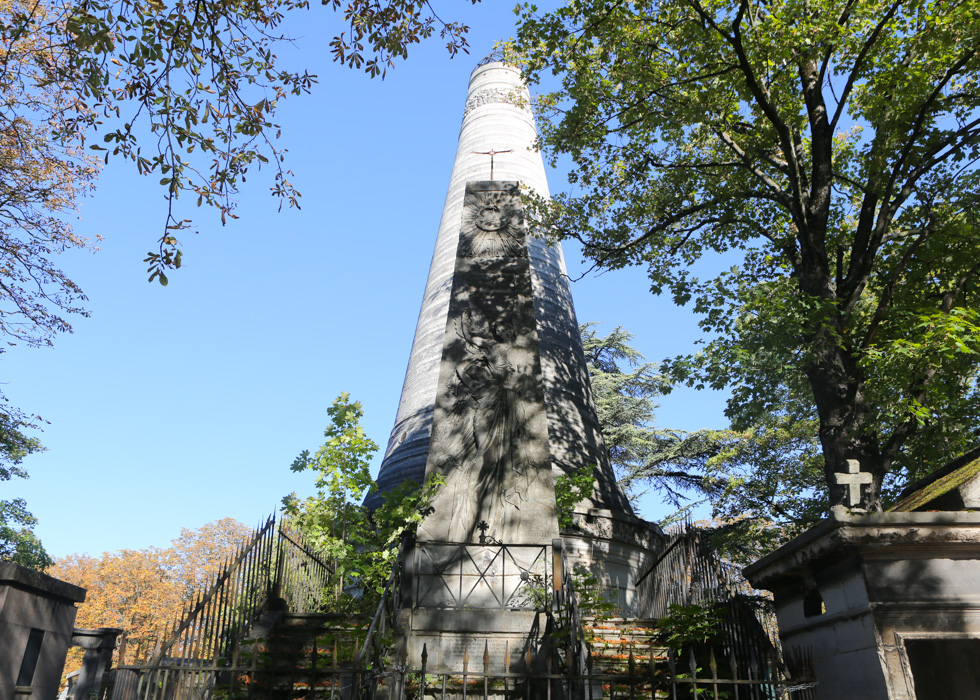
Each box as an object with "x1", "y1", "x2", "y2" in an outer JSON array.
[{"x1": 890, "y1": 457, "x2": 980, "y2": 512}]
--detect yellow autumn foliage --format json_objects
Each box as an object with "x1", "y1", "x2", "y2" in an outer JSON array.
[
  {"x1": 0, "y1": 0, "x2": 99, "y2": 347},
  {"x1": 50, "y1": 518, "x2": 252, "y2": 671}
]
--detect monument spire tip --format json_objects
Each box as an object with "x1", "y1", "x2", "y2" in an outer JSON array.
[{"x1": 475, "y1": 47, "x2": 515, "y2": 69}]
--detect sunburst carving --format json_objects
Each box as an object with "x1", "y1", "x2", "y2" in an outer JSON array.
[{"x1": 458, "y1": 189, "x2": 524, "y2": 258}]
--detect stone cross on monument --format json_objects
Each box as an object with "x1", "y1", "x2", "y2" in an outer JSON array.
[{"x1": 835, "y1": 459, "x2": 873, "y2": 507}]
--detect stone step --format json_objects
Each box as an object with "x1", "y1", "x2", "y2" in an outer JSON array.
[
  {"x1": 278, "y1": 612, "x2": 370, "y2": 627},
  {"x1": 580, "y1": 617, "x2": 667, "y2": 676},
  {"x1": 235, "y1": 610, "x2": 372, "y2": 683}
]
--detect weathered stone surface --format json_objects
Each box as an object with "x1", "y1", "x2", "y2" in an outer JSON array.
[
  {"x1": 366, "y1": 59, "x2": 631, "y2": 518},
  {"x1": 564, "y1": 509, "x2": 662, "y2": 616},
  {"x1": 417, "y1": 182, "x2": 558, "y2": 546},
  {"x1": 400, "y1": 539, "x2": 557, "y2": 672},
  {"x1": 378, "y1": 57, "x2": 666, "y2": 664},
  {"x1": 0, "y1": 563, "x2": 85, "y2": 700},
  {"x1": 745, "y1": 509, "x2": 980, "y2": 700},
  {"x1": 413, "y1": 541, "x2": 551, "y2": 610},
  {"x1": 397, "y1": 181, "x2": 560, "y2": 673},
  {"x1": 71, "y1": 628, "x2": 122, "y2": 700}
]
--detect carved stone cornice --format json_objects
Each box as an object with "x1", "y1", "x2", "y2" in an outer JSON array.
[{"x1": 462, "y1": 88, "x2": 529, "y2": 119}]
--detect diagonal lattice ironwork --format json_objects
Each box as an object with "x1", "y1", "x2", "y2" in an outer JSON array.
[{"x1": 415, "y1": 543, "x2": 550, "y2": 610}]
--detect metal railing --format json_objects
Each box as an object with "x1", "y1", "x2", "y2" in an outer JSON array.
[
  {"x1": 635, "y1": 524, "x2": 771, "y2": 619},
  {"x1": 402, "y1": 639, "x2": 814, "y2": 700},
  {"x1": 551, "y1": 538, "x2": 588, "y2": 700},
  {"x1": 105, "y1": 515, "x2": 333, "y2": 700},
  {"x1": 276, "y1": 520, "x2": 333, "y2": 614},
  {"x1": 356, "y1": 531, "x2": 411, "y2": 695},
  {"x1": 629, "y1": 522, "x2": 799, "y2": 697},
  {"x1": 89, "y1": 521, "x2": 815, "y2": 700},
  {"x1": 413, "y1": 540, "x2": 553, "y2": 610},
  {"x1": 98, "y1": 633, "x2": 812, "y2": 700}
]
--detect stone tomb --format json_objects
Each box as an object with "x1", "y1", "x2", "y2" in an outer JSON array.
[
  {"x1": 0, "y1": 562, "x2": 86, "y2": 700},
  {"x1": 745, "y1": 500, "x2": 980, "y2": 699}
]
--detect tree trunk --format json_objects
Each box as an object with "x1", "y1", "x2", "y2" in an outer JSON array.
[{"x1": 806, "y1": 331, "x2": 885, "y2": 510}]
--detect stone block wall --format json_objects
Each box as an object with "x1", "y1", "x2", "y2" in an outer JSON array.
[{"x1": 745, "y1": 510, "x2": 980, "y2": 700}]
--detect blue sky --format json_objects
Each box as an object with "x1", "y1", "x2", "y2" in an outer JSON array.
[{"x1": 9, "y1": 2, "x2": 730, "y2": 560}]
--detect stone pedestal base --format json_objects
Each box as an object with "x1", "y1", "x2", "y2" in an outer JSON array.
[
  {"x1": 744, "y1": 509, "x2": 980, "y2": 700},
  {"x1": 400, "y1": 537, "x2": 556, "y2": 674},
  {"x1": 405, "y1": 609, "x2": 550, "y2": 673},
  {"x1": 564, "y1": 509, "x2": 664, "y2": 617}
]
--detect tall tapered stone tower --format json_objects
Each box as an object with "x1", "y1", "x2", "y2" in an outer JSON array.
[{"x1": 369, "y1": 54, "x2": 662, "y2": 625}]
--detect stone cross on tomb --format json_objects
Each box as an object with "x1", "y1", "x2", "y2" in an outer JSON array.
[
  {"x1": 472, "y1": 149, "x2": 513, "y2": 180},
  {"x1": 835, "y1": 459, "x2": 873, "y2": 507}
]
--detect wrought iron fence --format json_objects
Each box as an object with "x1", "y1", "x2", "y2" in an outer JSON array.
[
  {"x1": 413, "y1": 540, "x2": 553, "y2": 610},
  {"x1": 98, "y1": 635, "x2": 812, "y2": 700},
  {"x1": 625, "y1": 522, "x2": 808, "y2": 699},
  {"x1": 89, "y1": 520, "x2": 815, "y2": 700},
  {"x1": 277, "y1": 520, "x2": 333, "y2": 614},
  {"x1": 356, "y1": 536, "x2": 591, "y2": 699},
  {"x1": 104, "y1": 515, "x2": 333, "y2": 700},
  {"x1": 357, "y1": 532, "x2": 410, "y2": 672},
  {"x1": 636, "y1": 524, "x2": 774, "y2": 612},
  {"x1": 400, "y1": 636, "x2": 814, "y2": 700},
  {"x1": 552, "y1": 538, "x2": 588, "y2": 695}
]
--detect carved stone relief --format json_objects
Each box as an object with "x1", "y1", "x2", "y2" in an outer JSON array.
[
  {"x1": 418, "y1": 182, "x2": 558, "y2": 547},
  {"x1": 462, "y1": 88, "x2": 530, "y2": 119},
  {"x1": 458, "y1": 189, "x2": 524, "y2": 258}
]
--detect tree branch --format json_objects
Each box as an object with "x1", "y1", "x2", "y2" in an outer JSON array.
[{"x1": 829, "y1": 0, "x2": 904, "y2": 131}]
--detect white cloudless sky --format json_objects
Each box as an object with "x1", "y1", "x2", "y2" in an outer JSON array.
[{"x1": 9, "y1": 2, "x2": 730, "y2": 560}]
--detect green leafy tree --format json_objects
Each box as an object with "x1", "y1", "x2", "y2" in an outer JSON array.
[
  {"x1": 653, "y1": 603, "x2": 726, "y2": 649},
  {"x1": 284, "y1": 393, "x2": 378, "y2": 608},
  {"x1": 518, "y1": 0, "x2": 980, "y2": 511},
  {"x1": 582, "y1": 324, "x2": 828, "y2": 559},
  {"x1": 0, "y1": 415, "x2": 51, "y2": 570},
  {"x1": 0, "y1": 0, "x2": 476, "y2": 568},
  {"x1": 701, "y1": 417, "x2": 827, "y2": 562},
  {"x1": 582, "y1": 323, "x2": 724, "y2": 509},
  {"x1": 0, "y1": 0, "x2": 477, "y2": 355},
  {"x1": 283, "y1": 393, "x2": 442, "y2": 612},
  {"x1": 2, "y1": 0, "x2": 475, "y2": 284},
  {"x1": 554, "y1": 463, "x2": 596, "y2": 529}
]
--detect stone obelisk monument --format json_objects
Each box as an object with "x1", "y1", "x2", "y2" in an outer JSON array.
[
  {"x1": 366, "y1": 54, "x2": 630, "y2": 518},
  {"x1": 371, "y1": 56, "x2": 662, "y2": 665},
  {"x1": 367, "y1": 57, "x2": 632, "y2": 513}
]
